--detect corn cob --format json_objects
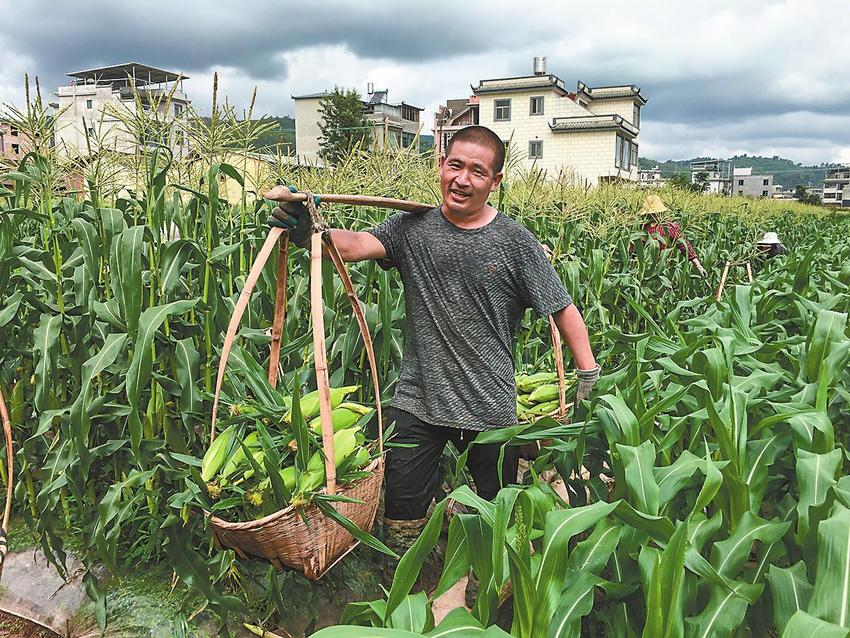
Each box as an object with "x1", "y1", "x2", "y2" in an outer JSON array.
[
  {"x1": 338, "y1": 402, "x2": 372, "y2": 416},
  {"x1": 516, "y1": 372, "x2": 558, "y2": 393},
  {"x1": 295, "y1": 427, "x2": 359, "y2": 495},
  {"x1": 202, "y1": 424, "x2": 237, "y2": 482},
  {"x1": 528, "y1": 383, "x2": 561, "y2": 404},
  {"x1": 284, "y1": 385, "x2": 360, "y2": 423},
  {"x1": 220, "y1": 431, "x2": 261, "y2": 479},
  {"x1": 308, "y1": 406, "x2": 361, "y2": 435},
  {"x1": 529, "y1": 399, "x2": 560, "y2": 415}
]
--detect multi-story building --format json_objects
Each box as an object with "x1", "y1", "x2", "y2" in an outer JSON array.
[
  {"x1": 732, "y1": 167, "x2": 773, "y2": 198},
  {"x1": 638, "y1": 165, "x2": 665, "y2": 188},
  {"x1": 447, "y1": 57, "x2": 645, "y2": 185},
  {"x1": 690, "y1": 160, "x2": 732, "y2": 195},
  {"x1": 823, "y1": 165, "x2": 850, "y2": 207},
  {"x1": 292, "y1": 85, "x2": 424, "y2": 163},
  {"x1": 53, "y1": 62, "x2": 190, "y2": 157},
  {"x1": 0, "y1": 121, "x2": 28, "y2": 162},
  {"x1": 434, "y1": 96, "x2": 479, "y2": 156}
]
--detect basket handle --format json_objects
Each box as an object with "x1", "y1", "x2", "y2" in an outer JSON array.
[
  {"x1": 547, "y1": 315, "x2": 567, "y2": 419},
  {"x1": 0, "y1": 384, "x2": 14, "y2": 579}
]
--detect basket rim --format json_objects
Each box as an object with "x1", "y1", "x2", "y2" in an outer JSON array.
[{"x1": 205, "y1": 457, "x2": 383, "y2": 530}]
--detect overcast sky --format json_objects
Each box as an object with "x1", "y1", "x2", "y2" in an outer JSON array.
[{"x1": 1, "y1": 0, "x2": 847, "y2": 164}]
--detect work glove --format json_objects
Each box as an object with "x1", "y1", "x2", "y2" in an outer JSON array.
[
  {"x1": 574, "y1": 364, "x2": 601, "y2": 406},
  {"x1": 266, "y1": 185, "x2": 320, "y2": 249}
]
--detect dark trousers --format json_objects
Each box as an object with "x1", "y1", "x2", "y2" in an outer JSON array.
[{"x1": 384, "y1": 407, "x2": 520, "y2": 520}]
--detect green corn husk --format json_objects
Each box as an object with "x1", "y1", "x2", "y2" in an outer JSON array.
[
  {"x1": 351, "y1": 446, "x2": 371, "y2": 469},
  {"x1": 516, "y1": 372, "x2": 558, "y2": 392},
  {"x1": 529, "y1": 399, "x2": 561, "y2": 415},
  {"x1": 528, "y1": 383, "x2": 561, "y2": 404},
  {"x1": 308, "y1": 406, "x2": 361, "y2": 435},
  {"x1": 338, "y1": 402, "x2": 372, "y2": 416},
  {"x1": 201, "y1": 424, "x2": 238, "y2": 482},
  {"x1": 295, "y1": 427, "x2": 360, "y2": 496},
  {"x1": 517, "y1": 393, "x2": 534, "y2": 407},
  {"x1": 284, "y1": 385, "x2": 360, "y2": 423},
  {"x1": 220, "y1": 431, "x2": 261, "y2": 479}
]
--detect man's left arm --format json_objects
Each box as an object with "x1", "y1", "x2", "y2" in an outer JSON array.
[{"x1": 552, "y1": 304, "x2": 600, "y2": 404}]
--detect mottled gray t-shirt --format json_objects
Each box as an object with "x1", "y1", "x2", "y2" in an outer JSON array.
[{"x1": 367, "y1": 206, "x2": 572, "y2": 431}]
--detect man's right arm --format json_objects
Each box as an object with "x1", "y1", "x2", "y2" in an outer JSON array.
[{"x1": 327, "y1": 229, "x2": 387, "y2": 262}]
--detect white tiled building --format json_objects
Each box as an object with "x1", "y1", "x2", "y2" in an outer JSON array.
[
  {"x1": 460, "y1": 58, "x2": 646, "y2": 185},
  {"x1": 292, "y1": 86, "x2": 424, "y2": 164},
  {"x1": 638, "y1": 166, "x2": 665, "y2": 188},
  {"x1": 53, "y1": 63, "x2": 190, "y2": 157}
]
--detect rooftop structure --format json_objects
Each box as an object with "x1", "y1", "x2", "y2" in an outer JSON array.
[{"x1": 54, "y1": 62, "x2": 191, "y2": 157}]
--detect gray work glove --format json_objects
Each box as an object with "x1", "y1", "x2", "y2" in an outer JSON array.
[
  {"x1": 574, "y1": 364, "x2": 601, "y2": 406},
  {"x1": 266, "y1": 185, "x2": 319, "y2": 249}
]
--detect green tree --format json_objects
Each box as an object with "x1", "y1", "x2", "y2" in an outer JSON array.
[
  {"x1": 692, "y1": 171, "x2": 710, "y2": 193},
  {"x1": 794, "y1": 184, "x2": 821, "y2": 206},
  {"x1": 318, "y1": 87, "x2": 371, "y2": 165},
  {"x1": 668, "y1": 173, "x2": 692, "y2": 190}
]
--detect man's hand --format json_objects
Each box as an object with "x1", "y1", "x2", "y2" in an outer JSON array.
[
  {"x1": 574, "y1": 364, "x2": 601, "y2": 406},
  {"x1": 265, "y1": 185, "x2": 318, "y2": 249}
]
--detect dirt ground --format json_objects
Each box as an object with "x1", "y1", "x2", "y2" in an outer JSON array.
[{"x1": 0, "y1": 610, "x2": 60, "y2": 638}]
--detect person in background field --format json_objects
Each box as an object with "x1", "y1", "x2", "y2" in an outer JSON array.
[
  {"x1": 756, "y1": 231, "x2": 786, "y2": 258},
  {"x1": 265, "y1": 125, "x2": 599, "y2": 587},
  {"x1": 641, "y1": 194, "x2": 707, "y2": 277}
]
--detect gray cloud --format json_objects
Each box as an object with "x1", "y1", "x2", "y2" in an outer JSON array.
[{"x1": 0, "y1": 0, "x2": 847, "y2": 163}]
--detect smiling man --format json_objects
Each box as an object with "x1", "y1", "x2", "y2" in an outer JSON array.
[{"x1": 267, "y1": 125, "x2": 599, "y2": 580}]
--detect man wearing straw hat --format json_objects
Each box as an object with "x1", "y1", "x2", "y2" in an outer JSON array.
[
  {"x1": 640, "y1": 194, "x2": 707, "y2": 277},
  {"x1": 756, "y1": 231, "x2": 786, "y2": 258},
  {"x1": 266, "y1": 125, "x2": 599, "y2": 582}
]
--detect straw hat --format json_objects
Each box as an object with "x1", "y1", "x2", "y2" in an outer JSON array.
[
  {"x1": 758, "y1": 231, "x2": 781, "y2": 245},
  {"x1": 640, "y1": 194, "x2": 668, "y2": 215}
]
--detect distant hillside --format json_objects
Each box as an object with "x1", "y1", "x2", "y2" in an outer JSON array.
[
  {"x1": 420, "y1": 134, "x2": 434, "y2": 152},
  {"x1": 639, "y1": 154, "x2": 834, "y2": 187},
  {"x1": 250, "y1": 116, "x2": 296, "y2": 152}
]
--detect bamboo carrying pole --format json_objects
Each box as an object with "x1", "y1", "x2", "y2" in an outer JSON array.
[
  {"x1": 266, "y1": 186, "x2": 433, "y2": 214},
  {"x1": 715, "y1": 260, "x2": 754, "y2": 301}
]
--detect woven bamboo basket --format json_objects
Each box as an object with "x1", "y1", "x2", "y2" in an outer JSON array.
[{"x1": 204, "y1": 216, "x2": 386, "y2": 579}]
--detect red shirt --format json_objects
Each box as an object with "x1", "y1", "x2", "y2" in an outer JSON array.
[{"x1": 644, "y1": 221, "x2": 697, "y2": 261}]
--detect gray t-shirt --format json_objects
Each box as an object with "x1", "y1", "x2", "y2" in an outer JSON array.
[{"x1": 367, "y1": 206, "x2": 572, "y2": 431}]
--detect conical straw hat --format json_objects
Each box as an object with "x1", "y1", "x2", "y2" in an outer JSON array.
[{"x1": 640, "y1": 194, "x2": 668, "y2": 215}]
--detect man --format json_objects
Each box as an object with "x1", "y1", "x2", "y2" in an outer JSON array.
[
  {"x1": 265, "y1": 125, "x2": 599, "y2": 568},
  {"x1": 756, "y1": 231, "x2": 786, "y2": 258},
  {"x1": 640, "y1": 194, "x2": 707, "y2": 277}
]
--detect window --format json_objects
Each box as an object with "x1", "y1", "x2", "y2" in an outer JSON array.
[
  {"x1": 10, "y1": 127, "x2": 18, "y2": 136},
  {"x1": 86, "y1": 99, "x2": 93, "y2": 109},
  {"x1": 529, "y1": 96, "x2": 544, "y2": 116},
  {"x1": 615, "y1": 136, "x2": 631, "y2": 170},
  {"x1": 529, "y1": 140, "x2": 543, "y2": 159},
  {"x1": 738, "y1": 190, "x2": 744, "y2": 195},
  {"x1": 633, "y1": 105, "x2": 641, "y2": 129},
  {"x1": 615, "y1": 136, "x2": 623, "y2": 169},
  {"x1": 11, "y1": 144, "x2": 19, "y2": 154},
  {"x1": 402, "y1": 131, "x2": 416, "y2": 148},
  {"x1": 175, "y1": 103, "x2": 183, "y2": 116},
  {"x1": 87, "y1": 127, "x2": 95, "y2": 137},
  {"x1": 738, "y1": 179, "x2": 744, "y2": 186},
  {"x1": 762, "y1": 190, "x2": 769, "y2": 197},
  {"x1": 494, "y1": 99, "x2": 511, "y2": 121},
  {"x1": 630, "y1": 143, "x2": 638, "y2": 169},
  {"x1": 763, "y1": 178, "x2": 769, "y2": 186}
]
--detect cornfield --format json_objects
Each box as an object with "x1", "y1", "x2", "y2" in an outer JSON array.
[{"x1": 1, "y1": 79, "x2": 849, "y2": 637}]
